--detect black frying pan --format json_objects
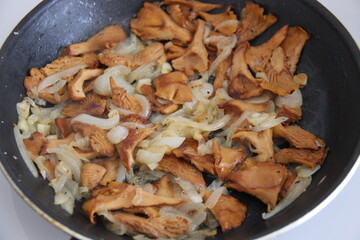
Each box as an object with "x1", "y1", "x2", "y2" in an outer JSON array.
[{"x1": 0, "y1": 0, "x2": 359, "y2": 239}]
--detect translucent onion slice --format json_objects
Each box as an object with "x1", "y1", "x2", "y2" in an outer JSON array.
[
  {"x1": 107, "y1": 126, "x2": 129, "y2": 144},
  {"x1": 205, "y1": 187, "x2": 226, "y2": 209},
  {"x1": 37, "y1": 64, "x2": 87, "y2": 92},
  {"x1": 295, "y1": 165, "x2": 321, "y2": 177},
  {"x1": 251, "y1": 116, "x2": 288, "y2": 132},
  {"x1": 13, "y1": 126, "x2": 39, "y2": 177},
  {"x1": 244, "y1": 91, "x2": 272, "y2": 104},
  {"x1": 42, "y1": 79, "x2": 67, "y2": 94},
  {"x1": 275, "y1": 89, "x2": 303, "y2": 108},
  {"x1": 134, "y1": 94, "x2": 151, "y2": 119},
  {"x1": 175, "y1": 178, "x2": 203, "y2": 203},
  {"x1": 71, "y1": 111, "x2": 120, "y2": 130},
  {"x1": 262, "y1": 176, "x2": 311, "y2": 219},
  {"x1": 119, "y1": 122, "x2": 154, "y2": 129}
]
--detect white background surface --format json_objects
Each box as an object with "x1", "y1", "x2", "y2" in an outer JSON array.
[{"x1": 0, "y1": 0, "x2": 359, "y2": 239}]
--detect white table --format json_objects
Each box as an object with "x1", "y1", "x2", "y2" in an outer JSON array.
[{"x1": 0, "y1": 0, "x2": 359, "y2": 239}]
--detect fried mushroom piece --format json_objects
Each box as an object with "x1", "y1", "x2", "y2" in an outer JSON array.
[
  {"x1": 80, "y1": 163, "x2": 107, "y2": 190},
  {"x1": 68, "y1": 68, "x2": 104, "y2": 100},
  {"x1": 228, "y1": 42, "x2": 263, "y2": 99},
  {"x1": 116, "y1": 125, "x2": 157, "y2": 173},
  {"x1": 110, "y1": 78, "x2": 143, "y2": 114},
  {"x1": 121, "y1": 114, "x2": 150, "y2": 125},
  {"x1": 172, "y1": 20, "x2": 209, "y2": 76},
  {"x1": 212, "y1": 140, "x2": 247, "y2": 180},
  {"x1": 55, "y1": 118, "x2": 73, "y2": 137},
  {"x1": 61, "y1": 93, "x2": 106, "y2": 118},
  {"x1": 226, "y1": 159, "x2": 288, "y2": 210},
  {"x1": 213, "y1": 54, "x2": 232, "y2": 94},
  {"x1": 155, "y1": 154, "x2": 206, "y2": 189},
  {"x1": 40, "y1": 133, "x2": 76, "y2": 155},
  {"x1": 140, "y1": 84, "x2": 179, "y2": 114},
  {"x1": 82, "y1": 182, "x2": 184, "y2": 223},
  {"x1": 198, "y1": 6, "x2": 238, "y2": 36},
  {"x1": 122, "y1": 206, "x2": 160, "y2": 218},
  {"x1": 153, "y1": 71, "x2": 192, "y2": 104},
  {"x1": 164, "y1": 0, "x2": 223, "y2": 12},
  {"x1": 111, "y1": 212, "x2": 189, "y2": 239},
  {"x1": 38, "y1": 90, "x2": 70, "y2": 105},
  {"x1": 72, "y1": 122, "x2": 115, "y2": 157},
  {"x1": 232, "y1": 129, "x2": 274, "y2": 162},
  {"x1": 153, "y1": 174, "x2": 177, "y2": 198},
  {"x1": 281, "y1": 26, "x2": 310, "y2": 74},
  {"x1": 23, "y1": 132, "x2": 47, "y2": 160},
  {"x1": 274, "y1": 147, "x2": 328, "y2": 168},
  {"x1": 164, "y1": 41, "x2": 187, "y2": 60},
  {"x1": 94, "y1": 158, "x2": 120, "y2": 186},
  {"x1": 260, "y1": 47, "x2": 300, "y2": 96},
  {"x1": 24, "y1": 68, "x2": 45, "y2": 96},
  {"x1": 245, "y1": 25, "x2": 288, "y2": 73},
  {"x1": 172, "y1": 139, "x2": 215, "y2": 175},
  {"x1": 130, "y1": 2, "x2": 192, "y2": 44},
  {"x1": 277, "y1": 105, "x2": 302, "y2": 124},
  {"x1": 236, "y1": 2, "x2": 277, "y2": 44},
  {"x1": 273, "y1": 124, "x2": 323, "y2": 150},
  {"x1": 279, "y1": 169, "x2": 297, "y2": 199},
  {"x1": 98, "y1": 42, "x2": 165, "y2": 70},
  {"x1": 167, "y1": 4, "x2": 196, "y2": 33},
  {"x1": 218, "y1": 99, "x2": 270, "y2": 116},
  {"x1": 65, "y1": 25, "x2": 126, "y2": 56},
  {"x1": 203, "y1": 190, "x2": 247, "y2": 232}
]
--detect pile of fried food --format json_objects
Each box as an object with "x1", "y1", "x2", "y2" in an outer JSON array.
[{"x1": 15, "y1": 0, "x2": 328, "y2": 239}]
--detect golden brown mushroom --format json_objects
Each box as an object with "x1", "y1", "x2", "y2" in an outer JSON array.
[
  {"x1": 61, "y1": 93, "x2": 106, "y2": 118},
  {"x1": 164, "y1": 0, "x2": 223, "y2": 12},
  {"x1": 153, "y1": 71, "x2": 192, "y2": 104},
  {"x1": 82, "y1": 182, "x2": 184, "y2": 223},
  {"x1": 226, "y1": 159, "x2": 288, "y2": 210},
  {"x1": 110, "y1": 78, "x2": 143, "y2": 114},
  {"x1": 72, "y1": 122, "x2": 115, "y2": 157},
  {"x1": 274, "y1": 147, "x2": 328, "y2": 168},
  {"x1": 140, "y1": 84, "x2": 179, "y2": 114},
  {"x1": 130, "y1": 2, "x2": 192, "y2": 44},
  {"x1": 94, "y1": 158, "x2": 120, "y2": 186},
  {"x1": 273, "y1": 124, "x2": 323, "y2": 150},
  {"x1": 155, "y1": 154, "x2": 206, "y2": 188},
  {"x1": 218, "y1": 99, "x2": 271, "y2": 116},
  {"x1": 111, "y1": 212, "x2": 189, "y2": 239},
  {"x1": 122, "y1": 206, "x2": 160, "y2": 218},
  {"x1": 172, "y1": 19, "x2": 209, "y2": 76},
  {"x1": 40, "y1": 133, "x2": 76, "y2": 155},
  {"x1": 24, "y1": 68, "x2": 45, "y2": 96},
  {"x1": 55, "y1": 118, "x2": 73, "y2": 137},
  {"x1": 164, "y1": 41, "x2": 187, "y2": 60},
  {"x1": 116, "y1": 125, "x2": 157, "y2": 173},
  {"x1": 172, "y1": 139, "x2": 215, "y2": 175},
  {"x1": 65, "y1": 25, "x2": 126, "y2": 56},
  {"x1": 121, "y1": 114, "x2": 150, "y2": 125},
  {"x1": 212, "y1": 140, "x2": 246, "y2": 180},
  {"x1": 98, "y1": 42, "x2": 165, "y2": 70},
  {"x1": 281, "y1": 26, "x2": 310, "y2": 74},
  {"x1": 80, "y1": 163, "x2": 107, "y2": 190},
  {"x1": 203, "y1": 190, "x2": 247, "y2": 232},
  {"x1": 228, "y1": 42, "x2": 263, "y2": 99},
  {"x1": 68, "y1": 68, "x2": 104, "y2": 100},
  {"x1": 279, "y1": 169, "x2": 297, "y2": 199},
  {"x1": 277, "y1": 105, "x2": 302, "y2": 124},
  {"x1": 153, "y1": 174, "x2": 177, "y2": 198},
  {"x1": 232, "y1": 129, "x2": 274, "y2": 162},
  {"x1": 23, "y1": 132, "x2": 47, "y2": 160},
  {"x1": 166, "y1": 4, "x2": 196, "y2": 33},
  {"x1": 198, "y1": 6, "x2": 238, "y2": 36},
  {"x1": 260, "y1": 47, "x2": 300, "y2": 96},
  {"x1": 236, "y1": 2, "x2": 277, "y2": 44},
  {"x1": 213, "y1": 54, "x2": 232, "y2": 95},
  {"x1": 245, "y1": 25, "x2": 288, "y2": 73}
]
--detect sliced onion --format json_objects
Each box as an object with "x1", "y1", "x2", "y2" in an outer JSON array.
[
  {"x1": 71, "y1": 111, "x2": 120, "y2": 130},
  {"x1": 14, "y1": 126, "x2": 39, "y2": 178},
  {"x1": 205, "y1": 187, "x2": 226, "y2": 209},
  {"x1": 99, "y1": 210, "x2": 128, "y2": 236},
  {"x1": 244, "y1": 91, "x2": 272, "y2": 104},
  {"x1": 37, "y1": 64, "x2": 87, "y2": 92},
  {"x1": 209, "y1": 35, "x2": 236, "y2": 76},
  {"x1": 107, "y1": 126, "x2": 129, "y2": 144},
  {"x1": 112, "y1": 105, "x2": 136, "y2": 116},
  {"x1": 136, "y1": 149, "x2": 166, "y2": 166},
  {"x1": 42, "y1": 79, "x2": 67, "y2": 94},
  {"x1": 214, "y1": 20, "x2": 239, "y2": 32},
  {"x1": 295, "y1": 165, "x2": 321, "y2": 177},
  {"x1": 150, "y1": 137, "x2": 185, "y2": 149},
  {"x1": 127, "y1": 61, "x2": 160, "y2": 83},
  {"x1": 164, "y1": 114, "x2": 231, "y2": 132},
  {"x1": 116, "y1": 163, "x2": 126, "y2": 183},
  {"x1": 50, "y1": 175, "x2": 68, "y2": 193},
  {"x1": 159, "y1": 206, "x2": 183, "y2": 218},
  {"x1": 262, "y1": 176, "x2": 311, "y2": 219},
  {"x1": 156, "y1": 97, "x2": 171, "y2": 105},
  {"x1": 175, "y1": 178, "x2": 203, "y2": 203},
  {"x1": 251, "y1": 116, "x2": 288, "y2": 132},
  {"x1": 135, "y1": 94, "x2": 151, "y2": 119},
  {"x1": 189, "y1": 211, "x2": 207, "y2": 231},
  {"x1": 207, "y1": 179, "x2": 224, "y2": 191},
  {"x1": 275, "y1": 89, "x2": 303, "y2": 108},
  {"x1": 113, "y1": 33, "x2": 144, "y2": 55}
]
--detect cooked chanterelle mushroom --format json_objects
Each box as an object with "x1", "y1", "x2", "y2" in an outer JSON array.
[
  {"x1": 65, "y1": 25, "x2": 126, "y2": 56},
  {"x1": 98, "y1": 42, "x2": 165, "y2": 70},
  {"x1": 130, "y1": 2, "x2": 192, "y2": 44},
  {"x1": 17, "y1": 1, "x2": 328, "y2": 239},
  {"x1": 172, "y1": 19, "x2": 209, "y2": 76}
]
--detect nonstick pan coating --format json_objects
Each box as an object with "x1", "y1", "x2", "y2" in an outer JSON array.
[{"x1": 0, "y1": 0, "x2": 359, "y2": 239}]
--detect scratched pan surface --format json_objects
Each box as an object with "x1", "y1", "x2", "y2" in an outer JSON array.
[{"x1": 0, "y1": 0, "x2": 359, "y2": 239}]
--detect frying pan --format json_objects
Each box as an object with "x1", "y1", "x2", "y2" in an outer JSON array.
[{"x1": 0, "y1": 0, "x2": 359, "y2": 239}]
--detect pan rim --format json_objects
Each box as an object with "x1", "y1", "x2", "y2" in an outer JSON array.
[{"x1": 0, "y1": 0, "x2": 359, "y2": 239}]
